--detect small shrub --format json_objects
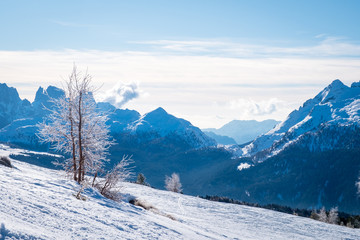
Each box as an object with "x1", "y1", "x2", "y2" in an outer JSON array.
[
  {"x1": 0, "y1": 156, "x2": 12, "y2": 168},
  {"x1": 310, "y1": 210, "x2": 319, "y2": 220},
  {"x1": 136, "y1": 173, "x2": 150, "y2": 186}
]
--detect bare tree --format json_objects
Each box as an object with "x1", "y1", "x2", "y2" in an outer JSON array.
[
  {"x1": 165, "y1": 173, "x2": 182, "y2": 193},
  {"x1": 37, "y1": 66, "x2": 113, "y2": 186}
]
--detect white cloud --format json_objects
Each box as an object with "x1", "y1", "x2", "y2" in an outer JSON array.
[
  {"x1": 100, "y1": 82, "x2": 140, "y2": 108},
  {"x1": 1, "y1": 39, "x2": 360, "y2": 128},
  {"x1": 137, "y1": 37, "x2": 360, "y2": 58}
]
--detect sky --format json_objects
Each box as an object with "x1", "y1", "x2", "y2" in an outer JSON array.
[{"x1": 1, "y1": 0, "x2": 360, "y2": 128}]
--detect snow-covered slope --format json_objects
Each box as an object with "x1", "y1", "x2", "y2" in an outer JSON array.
[
  {"x1": 240, "y1": 80, "x2": 360, "y2": 162},
  {"x1": 1, "y1": 156, "x2": 359, "y2": 239}
]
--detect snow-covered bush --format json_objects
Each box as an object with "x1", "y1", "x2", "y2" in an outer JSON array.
[
  {"x1": 328, "y1": 207, "x2": 339, "y2": 224},
  {"x1": 0, "y1": 156, "x2": 12, "y2": 168},
  {"x1": 311, "y1": 206, "x2": 339, "y2": 225},
  {"x1": 318, "y1": 207, "x2": 327, "y2": 223},
  {"x1": 95, "y1": 155, "x2": 134, "y2": 201},
  {"x1": 165, "y1": 173, "x2": 182, "y2": 193}
]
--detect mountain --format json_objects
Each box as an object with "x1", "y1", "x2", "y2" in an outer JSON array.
[
  {"x1": 202, "y1": 131, "x2": 237, "y2": 145},
  {"x1": 0, "y1": 84, "x2": 215, "y2": 151},
  {"x1": 127, "y1": 107, "x2": 216, "y2": 148},
  {"x1": 2, "y1": 80, "x2": 360, "y2": 214},
  {"x1": 203, "y1": 119, "x2": 280, "y2": 144},
  {"x1": 0, "y1": 83, "x2": 224, "y2": 191},
  {"x1": 202, "y1": 79, "x2": 360, "y2": 213},
  {"x1": 0, "y1": 83, "x2": 32, "y2": 128},
  {"x1": 1, "y1": 157, "x2": 359, "y2": 239},
  {"x1": 0, "y1": 85, "x2": 65, "y2": 149},
  {"x1": 239, "y1": 79, "x2": 360, "y2": 162}
]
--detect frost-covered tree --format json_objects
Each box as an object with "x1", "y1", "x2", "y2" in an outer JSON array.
[
  {"x1": 37, "y1": 66, "x2": 113, "y2": 185},
  {"x1": 328, "y1": 207, "x2": 339, "y2": 224},
  {"x1": 165, "y1": 173, "x2": 182, "y2": 193},
  {"x1": 318, "y1": 207, "x2": 328, "y2": 223}
]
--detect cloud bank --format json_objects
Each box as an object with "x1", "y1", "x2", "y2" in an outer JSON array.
[
  {"x1": 1, "y1": 37, "x2": 360, "y2": 128},
  {"x1": 137, "y1": 37, "x2": 360, "y2": 58}
]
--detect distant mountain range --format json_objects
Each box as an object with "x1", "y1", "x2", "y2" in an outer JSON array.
[
  {"x1": 203, "y1": 119, "x2": 280, "y2": 145},
  {"x1": 1, "y1": 80, "x2": 360, "y2": 214},
  {"x1": 0, "y1": 83, "x2": 215, "y2": 150},
  {"x1": 0, "y1": 83, "x2": 228, "y2": 191}
]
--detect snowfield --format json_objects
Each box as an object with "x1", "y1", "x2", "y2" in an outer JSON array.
[{"x1": 1, "y1": 159, "x2": 360, "y2": 239}]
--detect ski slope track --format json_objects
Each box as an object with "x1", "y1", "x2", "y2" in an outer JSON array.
[{"x1": 1, "y1": 158, "x2": 359, "y2": 239}]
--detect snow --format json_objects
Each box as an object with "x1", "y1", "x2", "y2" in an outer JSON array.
[
  {"x1": 1, "y1": 157, "x2": 360, "y2": 239},
  {"x1": 0, "y1": 143, "x2": 61, "y2": 158},
  {"x1": 127, "y1": 107, "x2": 216, "y2": 148},
  {"x1": 237, "y1": 163, "x2": 252, "y2": 171}
]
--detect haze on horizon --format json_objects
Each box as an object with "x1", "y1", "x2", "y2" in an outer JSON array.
[{"x1": 1, "y1": 0, "x2": 360, "y2": 128}]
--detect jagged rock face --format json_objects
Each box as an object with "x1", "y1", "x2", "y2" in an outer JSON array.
[
  {"x1": 32, "y1": 86, "x2": 65, "y2": 117},
  {"x1": 0, "y1": 83, "x2": 32, "y2": 128}
]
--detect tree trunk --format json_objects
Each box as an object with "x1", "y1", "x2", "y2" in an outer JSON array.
[
  {"x1": 78, "y1": 91, "x2": 84, "y2": 183},
  {"x1": 69, "y1": 106, "x2": 78, "y2": 182}
]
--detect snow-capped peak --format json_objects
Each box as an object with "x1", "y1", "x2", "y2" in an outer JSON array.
[
  {"x1": 127, "y1": 107, "x2": 216, "y2": 148},
  {"x1": 239, "y1": 79, "x2": 360, "y2": 161}
]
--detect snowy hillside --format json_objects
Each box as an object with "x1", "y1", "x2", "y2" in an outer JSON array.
[
  {"x1": 1, "y1": 157, "x2": 359, "y2": 240},
  {"x1": 239, "y1": 79, "x2": 360, "y2": 162}
]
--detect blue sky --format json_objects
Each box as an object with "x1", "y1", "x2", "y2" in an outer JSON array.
[
  {"x1": 1, "y1": 0, "x2": 360, "y2": 127},
  {"x1": 2, "y1": 0, "x2": 360, "y2": 50}
]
